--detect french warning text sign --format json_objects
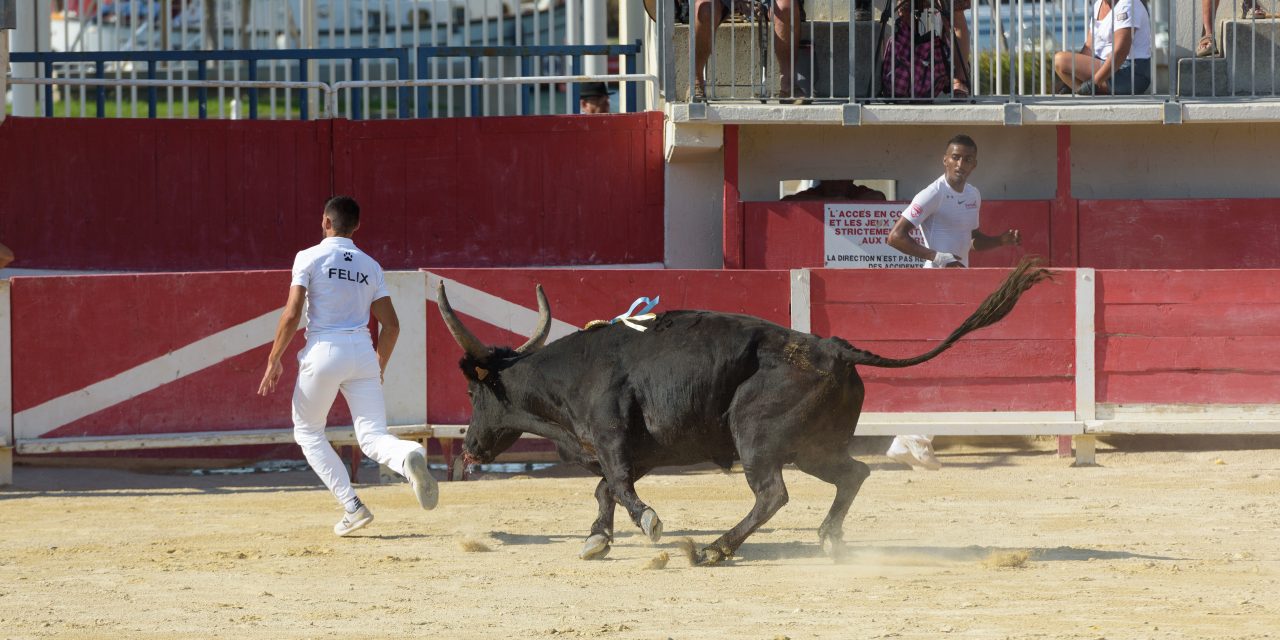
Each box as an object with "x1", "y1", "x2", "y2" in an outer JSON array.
[{"x1": 824, "y1": 203, "x2": 926, "y2": 269}]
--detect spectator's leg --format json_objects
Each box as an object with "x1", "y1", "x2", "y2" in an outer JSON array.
[
  {"x1": 772, "y1": 0, "x2": 803, "y2": 97},
  {"x1": 951, "y1": 9, "x2": 972, "y2": 95},
  {"x1": 692, "y1": 0, "x2": 725, "y2": 99},
  {"x1": 1053, "y1": 51, "x2": 1101, "y2": 92},
  {"x1": 1198, "y1": 0, "x2": 1219, "y2": 56}
]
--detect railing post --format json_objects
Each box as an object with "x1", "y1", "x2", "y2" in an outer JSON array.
[
  {"x1": 625, "y1": 42, "x2": 639, "y2": 114},
  {"x1": 417, "y1": 48, "x2": 430, "y2": 119},
  {"x1": 351, "y1": 57, "x2": 363, "y2": 120},
  {"x1": 247, "y1": 58, "x2": 258, "y2": 120},
  {"x1": 397, "y1": 48, "x2": 411, "y2": 119},
  {"x1": 147, "y1": 60, "x2": 158, "y2": 118},
  {"x1": 197, "y1": 59, "x2": 207, "y2": 119},
  {"x1": 298, "y1": 57, "x2": 310, "y2": 121},
  {"x1": 95, "y1": 60, "x2": 105, "y2": 118}
]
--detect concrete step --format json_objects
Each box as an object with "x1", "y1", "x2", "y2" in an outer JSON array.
[
  {"x1": 1177, "y1": 56, "x2": 1231, "y2": 97},
  {"x1": 802, "y1": 0, "x2": 878, "y2": 22},
  {"x1": 1220, "y1": 18, "x2": 1280, "y2": 94},
  {"x1": 672, "y1": 20, "x2": 878, "y2": 100}
]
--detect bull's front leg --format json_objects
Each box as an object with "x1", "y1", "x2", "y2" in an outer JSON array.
[
  {"x1": 593, "y1": 432, "x2": 663, "y2": 544},
  {"x1": 580, "y1": 478, "x2": 615, "y2": 560}
]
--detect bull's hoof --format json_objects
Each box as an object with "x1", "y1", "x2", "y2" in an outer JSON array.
[
  {"x1": 579, "y1": 533, "x2": 612, "y2": 560},
  {"x1": 821, "y1": 537, "x2": 848, "y2": 562},
  {"x1": 698, "y1": 546, "x2": 727, "y2": 566},
  {"x1": 639, "y1": 508, "x2": 663, "y2": 543}
]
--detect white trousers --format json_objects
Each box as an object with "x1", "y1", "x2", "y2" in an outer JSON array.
[{"x1": 292, "y1": 333, "x2": 423, "y2": 509}]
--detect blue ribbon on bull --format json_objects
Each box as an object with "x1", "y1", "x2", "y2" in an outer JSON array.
[{"x1": 612, "y1": 296, "x2": 660, "y2": 331}]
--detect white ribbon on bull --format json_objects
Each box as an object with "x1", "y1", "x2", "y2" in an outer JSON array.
[{"x1": 615, "y1": 296, "x2": 660, "y2": 331}]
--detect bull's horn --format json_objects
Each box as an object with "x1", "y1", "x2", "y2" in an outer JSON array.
[
  {"x1": 514, "y1": 285, "x2": 552, "y2": 354},
  {"x1": 436, "y1": 281, "x2": 493, "y2": 361}
]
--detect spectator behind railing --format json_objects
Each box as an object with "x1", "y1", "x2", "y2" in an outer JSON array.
[
  {"x1": 1053, "y1": 0, "x2": 1152, "y2": 95},
  {"x1": 692, "y1": 0, "x2": 808, "y2": 101},
  {"x1": 1199, "y1": 0, "x2": 1270, "y2": 57},
  {"x1": 579, "y1": 82, "x2": 614, "y2": 114},
  {"x1": 879, "y1": 0, "x2": 973, "y2": 100},
  {"x1": 780, "y1": 180, "x2": 887, "y2": 201}
]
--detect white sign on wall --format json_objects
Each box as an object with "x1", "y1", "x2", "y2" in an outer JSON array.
[{"x1": 824, "y1": 203, "x2": 926, "y2": 269}]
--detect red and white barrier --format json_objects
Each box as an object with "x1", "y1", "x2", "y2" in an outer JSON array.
[{"x1": 6, "y1": 266, "x2": 1280, "y2": 484}]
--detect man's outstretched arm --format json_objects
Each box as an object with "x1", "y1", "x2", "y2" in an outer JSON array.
[{"x1": 258, "y1": 285, "x2": 307, "y2": 396}]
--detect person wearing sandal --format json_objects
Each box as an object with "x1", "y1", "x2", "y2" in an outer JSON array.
[
  {"x1": 691, "y1": 0, "x2": 810, "y2": 102},
  {"x1": 1199, "y1": 0, "x2": 1270, "y2": 57},
  {"x1": 1053, "y1": 0, "x2": 1152, "y2": 95}
]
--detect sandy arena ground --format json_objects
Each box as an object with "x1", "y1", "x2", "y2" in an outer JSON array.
[{"x1": 2, "y1": 441, "x2": 1279, "y2": 639}]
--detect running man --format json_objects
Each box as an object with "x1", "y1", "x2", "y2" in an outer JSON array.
[
  {"x1": 258, "y1": 195, "x2": 437, "y2": 536},
  {"x1": 884, "y1": 134, "x2": 1021, "y2": 470}
]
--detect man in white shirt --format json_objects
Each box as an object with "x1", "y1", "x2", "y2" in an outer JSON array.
[
  {"x1": 258, "y1": 196, "x2": 438, "y2": 536},
  {"x1": 883, "y1": 135, "x2": 1021, "y2": 470}
]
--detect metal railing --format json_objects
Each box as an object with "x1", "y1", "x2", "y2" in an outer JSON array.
[
  {"x1": 657, "y1": 0, "x2": 1280, "y2": 104},
  {"x1": 7, "y1": 43, "x2": 650, "y2": 119}
]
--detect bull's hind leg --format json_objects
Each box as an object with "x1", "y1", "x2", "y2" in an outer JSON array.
[
  {"x1": 685, "y1": 464, "x2": 789, "y2": 566},
  {"x1": 580, "y1": 478, "x2": 615, "y2": 560},
  {"x1": 794, "y1": 449, "x2": 871, "y2": 561}
]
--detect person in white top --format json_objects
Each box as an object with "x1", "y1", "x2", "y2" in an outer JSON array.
[
  {"x1": 883, "y1": 135, "x2": 1021, "y2": 470},
  {"x1": 1053, "y1": 0, "x2": 1153, "y2": 95},
  {"x1": 258, "y1": 196, "x2": 438, "y2": 536}
]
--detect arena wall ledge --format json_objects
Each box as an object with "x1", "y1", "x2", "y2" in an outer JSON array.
[{"x1": 6, "y1": 267, "x2": 1280, "y2": 485}]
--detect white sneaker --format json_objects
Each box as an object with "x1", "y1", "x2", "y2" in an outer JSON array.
[
  {"x1": 334, "y1": 505, "x2": 374, "y2": 537},
  {"x1": 404, "y1": 449, "x2": 439, "y2": 510},
  {"x1": 886, "y1": 437, "x2": 943, "y2": 471}
]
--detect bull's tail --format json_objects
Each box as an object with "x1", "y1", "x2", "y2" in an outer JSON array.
[{"x1": 849, "y1": 256, "x2": 1054, "y2": 369}]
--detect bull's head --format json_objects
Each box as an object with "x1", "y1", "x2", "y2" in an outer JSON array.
[{"x1": 436, "y1": 282, "x2": 552, "y2": 464}]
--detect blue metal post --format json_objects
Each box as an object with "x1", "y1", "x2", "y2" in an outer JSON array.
[
  {"x1": 625, "y1": 41, "x2": 639, "y2": 114},
  {"x1": 351, "y1": 57, "x2": 362, "y2": 120},
  {"x1": 147, "y1": 61, "x2": 157, "y2": 118},
  {"x1": 415, "y1": 47, "x2": 429, "y2": 118},
  {"x1": 248, "y1": 61, "x2": 258, "y2": 120},
  {"x1": 470, "y1": 57, "x2": 481, "y2": 117},
  {"x1": 42, "y1": 62, "x2": 53, "y2": 117},
  {"x1": 520, "y1": 57, "x2": 532, "y2": 116},
  {"x1": 95, "y1": 61, "x2": 105, "y2": 118},
  {"x1": 197, "y1": 60, "x2": 207, "y2": 119},
  {"x1": 571, "y1": 55, "x2": 582, "y2": 115},
  {"x1": 298, "y1": 58, "x2": 309, "y2": 121},
  {"x1": 397, "y1": 49, "x2": 411, "y2": 119}
]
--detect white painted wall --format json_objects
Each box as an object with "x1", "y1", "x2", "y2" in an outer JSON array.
[
  {"x1": 383, "y1": 272, "x2": 427, "y2": 427},
  {"x1": 664, "y1": 151, "x2": 726, "y2": 268},
  {"x1": 1071, "y1": 123, "x2": 1280, "y2": 199},
  {"x1": 737, "y1": 125, "x2": 1059, "y2": 202}
]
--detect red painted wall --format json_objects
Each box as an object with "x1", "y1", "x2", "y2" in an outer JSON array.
[
  {"x1": 810, "y1": 268, "x2": 1075, "y2": 411},
  {"x1": 424, "y1": 269, "x2": 791, "y2": 424},
  {"x1": 0, "y1": 113, "x2": 664, "y2": 271},
  {"x1": 1096, "y1": 270, "x2": 1280, "y2": 404},
  {"x1": 1079, "y1": 199, "x2": 1280, "y2": 269},
  {"x1": 0, "y1": 118, "x2": 331, "y2": 271},
  {"x1": 744, "y1": 201, "x2": 1051, "y2": 270},
  {"x1": 743, "y1": 198, "x2": 1280, "y2": 271},
  {"x1": 8, "y1": 271, "x2": 335, "y2": 440}
]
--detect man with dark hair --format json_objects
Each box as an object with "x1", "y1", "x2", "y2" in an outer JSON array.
[
  {"x1": 882, "y1": 135, "x2": 1020, "y2": 470},
  {"x1": 258, "y1": 196, "x2": 438, "y2": 536},
  {"x1": 579, "y1": 82, "x2": 613, "y2": 114},
  {"x1": 323, "y1": 195, "x2": 360, "y2": 235}
]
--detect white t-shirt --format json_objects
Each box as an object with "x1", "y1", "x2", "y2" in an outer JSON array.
[
  {"x1": 1092, "y1": 0, "x2": 1152, "y2": 62},
  {"x1": 901, "y1": 174, "x2": 981, "y2": 269},
  {"x1": 291, "y1": 236, "x2": 390, "y2": 337}
]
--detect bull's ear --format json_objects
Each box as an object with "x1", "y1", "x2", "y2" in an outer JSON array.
[{"x1": 474, "y1": 366, "x2": 490, "y2": 381}]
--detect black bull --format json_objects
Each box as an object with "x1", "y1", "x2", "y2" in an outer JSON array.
[{"x1": 437, "y1": 258, "x2": 1052, "y2": 565}]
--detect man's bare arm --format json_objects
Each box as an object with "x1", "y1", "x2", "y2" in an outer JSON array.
[
  {"x1": 257, "y1": 285, "x2": 306, "y2": 396},
  {"x1": 887, "y1": 216, "x2": 940, "y2": 262},
  {"x1": 370, "y1": 296, "x2": 400, "y2": 382},
  {"x1": 972, "y1": 228, "x2": 1020, "y2": 252}
]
